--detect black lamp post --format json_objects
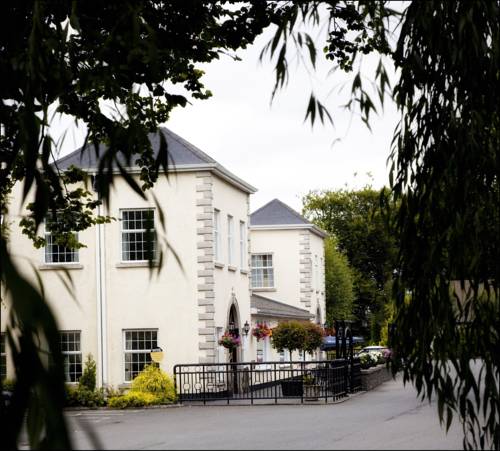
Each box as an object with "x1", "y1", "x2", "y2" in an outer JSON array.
[{"x1": 243, "y1": 320, "x2": 250, "y2": 336}]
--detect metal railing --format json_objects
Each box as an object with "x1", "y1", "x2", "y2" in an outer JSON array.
[{"x1": 174, "y1": 359, "x2": 353, "y2": 404}]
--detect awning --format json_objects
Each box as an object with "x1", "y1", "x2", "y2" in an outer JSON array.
[
  {"x1": 251, "y1": 293, "x2": 314, "y2": 321},
  {"x1": 321, "y1": 335, "x2": 365, "y2": 351}
]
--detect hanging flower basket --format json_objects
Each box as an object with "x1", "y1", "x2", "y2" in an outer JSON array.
[
  {"x1": 252, "y1": 322, "x2": 272, "y2": 341},
  {"x1": 218, "y1": 331, "x2": 241, "y2": 350}
]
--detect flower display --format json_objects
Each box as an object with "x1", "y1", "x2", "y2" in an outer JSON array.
[
  {"x1": 218, "y1": 331, "x2": 241, "y2": 350},
  {"x1": 251, "y1": 322, "x2": 272, "y2": 341}
]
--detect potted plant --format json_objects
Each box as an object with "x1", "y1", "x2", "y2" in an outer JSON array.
[
  {"x1": 218, "y1": 331, "x2": 241, "y2": 351},
  {"x1": 271, "y1": 321, "x2": 307, "y2": 396},
  {"x1": 303, "y1": 373, "x2": 321, "y2": 401},
  {"x1": 252, "y1": 322, "x2": 272, "y2": 341}
]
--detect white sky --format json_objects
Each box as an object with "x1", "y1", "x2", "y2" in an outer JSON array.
[{"x1": 52, "y1": 19, "x2": 400, "y2": 214}]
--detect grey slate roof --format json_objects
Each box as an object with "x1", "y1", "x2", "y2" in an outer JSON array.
[
  {"x1": 55, "y1": 127, "x2": 216, "y2": 171},
  {"x1": 251, "y1": 293, "x2": 313, "y2": 320},
  {"x1": 250, "y1": 198, "x2": 312, "y2": 226}
]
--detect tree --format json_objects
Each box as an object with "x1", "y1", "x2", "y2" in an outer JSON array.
[
  {"x1": 323, "y1": 236, "x2": 355, "y2": 323},
  {"x1": 302, "y1": 187, "x2": 398, "y2": 343},
  {"x1": 271, "y1": 321, "x2": 307, "y2": 363},
  {"x1": 266, "y1": 2, "x2": 499, "y2": 448}
]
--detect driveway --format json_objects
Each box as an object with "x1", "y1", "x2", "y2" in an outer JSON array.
[{"x1": 63, "y1": 375, "x2": 464, "y2": 450}]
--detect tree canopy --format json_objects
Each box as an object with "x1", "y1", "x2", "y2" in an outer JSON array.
[
  {"x1": 323, "y1": 236, "x2": 355, "y2": 324},
  {"x1": 303, "y1": 187, "x2": 398, "y2": 342}
]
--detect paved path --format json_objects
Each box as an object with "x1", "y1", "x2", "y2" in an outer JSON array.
[{"x1": 65, "y1": 375, "x2": 465, "y2": 450}]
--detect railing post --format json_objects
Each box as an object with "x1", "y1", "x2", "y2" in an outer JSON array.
[
  {"x1": 250, "y1": 362, "x2": 254, "y2": 405},
  {"x1": 274, "y1": 362, "x2": 278, "y2": 404},
  {"x1": 202, "y1": 365, "x2": 206, "y2": 406},
  {"x1": 300, "y1": 361, "x2": 304, "y2": 404}
]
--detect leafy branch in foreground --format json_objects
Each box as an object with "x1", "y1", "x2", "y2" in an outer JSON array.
[{"x1": 267, "y1": 2, "x2": 499, "y2": 448}]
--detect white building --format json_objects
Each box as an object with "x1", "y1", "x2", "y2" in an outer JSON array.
[
  {"x1": 1, "y1": 128, "x2": 326, "y2": 388},
  {"x1": 248, "y1": 199, "x2": 327, "y2": 362}
]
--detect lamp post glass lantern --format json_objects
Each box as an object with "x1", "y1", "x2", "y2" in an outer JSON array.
[{"x1": 243, "y1": 320, "x2": 250, "y2": 336}]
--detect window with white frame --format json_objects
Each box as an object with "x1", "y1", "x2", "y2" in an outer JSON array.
[
  {"x1": 213, "y1": 209, "x2": 221, "y2": 261},
  {"x1": 279, "y1": 349, "x2": 290, "y2": 363},
  {"x1": 251, "y1": 254, "x2": 274, "y2": 288},
  {"x1": 1, "y1": 333, "x2": 6, "y2": 379},
  {"x1": 123, "y1": 329, "x2": 157, "y2": 382},
  {"x1": 227, "y1": 215, "x2": 234, "y2": 265},
  {"x1": 60, "y1": 331, "x2": 82, "y2": 383},
  {"x1": 44, "y1": 217, "x2": 79, "y2": 264},
  {"x1": 121, "y1": 209, "x2": 156, "y2": 261},
  {"x1": 239, "y1": 221, "x2": 246, "y2": 268}
]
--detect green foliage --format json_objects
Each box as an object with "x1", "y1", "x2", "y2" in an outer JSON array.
[
  {"x1": 108, "y1": 392, "x2": 160, "y2": 409},
  {"x1": 302, "y1": 187, "x2": 398, "y2": 342},
  {"x1": 271, "y1": 321, "x2": 307, "y2": 362},
  {"x1": 108, "y1": 364, "x2": 176, "y2": 408},
  {"x1": 1, "y1": 379, "x2": 15, "y2": 392},
  {"x1": 271, "y1": 321, "x2": 323, "y2": 360},
  {"x1": 323, "y1": 237, "x2": 355, "y2": 322},
  {"x1": 302, "y1": 323, "x2": 325, "y2": 356},
  {"x1": 130, "y1": 364, "x2": 176, "y2": 403},
  {"x1": 65, "y1": 385, "x2": 106, "y2": 408},
  {"x1": 79, "y1": 354, "x2": 97, "y2": 392}
]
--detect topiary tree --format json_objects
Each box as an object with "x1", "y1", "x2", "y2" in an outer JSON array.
[
  {"x1": 302, "y1": 322, "x2": 325, "y2": 357},
  {"x1": 271, "y1": 321, "x2": 307, "y2": 363}
]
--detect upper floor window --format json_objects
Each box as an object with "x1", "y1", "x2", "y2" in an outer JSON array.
[
  {"x1": 44, "y1": 217, "x2": 79, "y2": 264},
  {"x1": 60, "y1": 331, "x2": 82, "y2": 383},
  {"x1": 251, "y1": 254, "x2": 274, "y2": 288},
  {"x1": 227, "y1": 215, "x2": 234, "y2": 265},
  {"x1": 1, "y1": 333, "x2": 6, "y2": 379},
  {"x1": 214, "y1": 209, "x2": 221, "y2": 262},
  {"x1": 124, "y1": 329, "x2": 157, "y2": 382},
  {"x1": 239, "y1": 221, "x2": 246, "y2": 268},
  {"x1": 121, "y1": 209, "x2": 156, "y2": 261}
]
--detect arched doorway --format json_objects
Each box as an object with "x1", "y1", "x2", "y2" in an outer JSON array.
[{"x1": 227, "y1": 302, "x2": 240, "y2": 364}]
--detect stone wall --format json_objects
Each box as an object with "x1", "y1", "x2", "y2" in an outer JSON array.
[{"x1": 360, "y1": 365, "x2": 393, "y2": 391}]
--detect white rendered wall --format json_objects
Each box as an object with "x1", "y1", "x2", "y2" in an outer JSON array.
[{"x1": 211, "y1": 176, "x2": 252, "y2": 363}]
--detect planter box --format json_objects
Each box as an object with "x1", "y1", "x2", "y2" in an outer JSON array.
[
  {"x1": 303, "y1": 384, "x2": 321, "y2": 401},
  {"x1": 281, "y1": 379, "x2": 303, "y2": 397},
  {"x1": 360, "y1": 364, "x2": 392, "y2": 391}
]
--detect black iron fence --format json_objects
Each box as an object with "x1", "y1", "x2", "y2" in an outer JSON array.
[{"x1": 174, "y1": 358, "x2": 360, "y2": 404}]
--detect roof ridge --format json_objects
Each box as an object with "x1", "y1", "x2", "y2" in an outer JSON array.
[
  {"x1": 250, "y1": 198, "x2": 279, "y2": 218},
  {"x1": 160, "y1": 127, "x2": 215, "y2": 164},
  {"x1": 273, "y1": 198, "x2": 312, "y2": 225}
]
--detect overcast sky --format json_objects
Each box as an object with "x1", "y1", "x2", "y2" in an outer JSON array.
[{"x1": 52, "y1": 18, "x2": 400, "y2": 215}]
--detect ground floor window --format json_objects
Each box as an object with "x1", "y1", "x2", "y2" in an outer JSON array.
[
  {"x1": 1, "y1": 333, "x2": 6, "y2": 379},
  {"x1": 124, "y1": 329, "x2": 158, "y2": 382},
  {"x1": 60, "y1": 331, "x2": 82, "y2": 383}
]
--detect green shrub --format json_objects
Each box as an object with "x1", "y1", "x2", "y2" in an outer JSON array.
[
  {"x1": 108, "y1": 392, "x2": 160, "y2": 409},
  {"x1": 65, "y1": 385, "x2": 106, "y2": 407},
  {"x1": 104, "y1": 385, "x2": 124, "y2": 399},
  {"x1": 2, "y1": 379, "x2": 15, "y2": 392},
  {"x1": 130, "y1": 364, "x2": 176, "y2": 403},
  {"x1": 79, "y1": 354, "x2": 97, "y2": 391}
]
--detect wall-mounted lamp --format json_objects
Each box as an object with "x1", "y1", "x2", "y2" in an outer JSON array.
[{"x1": 243, "y1": 320, "x2": 250, "y2": 336}]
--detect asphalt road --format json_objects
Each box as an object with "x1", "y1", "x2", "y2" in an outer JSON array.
[{"x1": 64, "y1": 375, "x2": 464, "y2": 450}]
